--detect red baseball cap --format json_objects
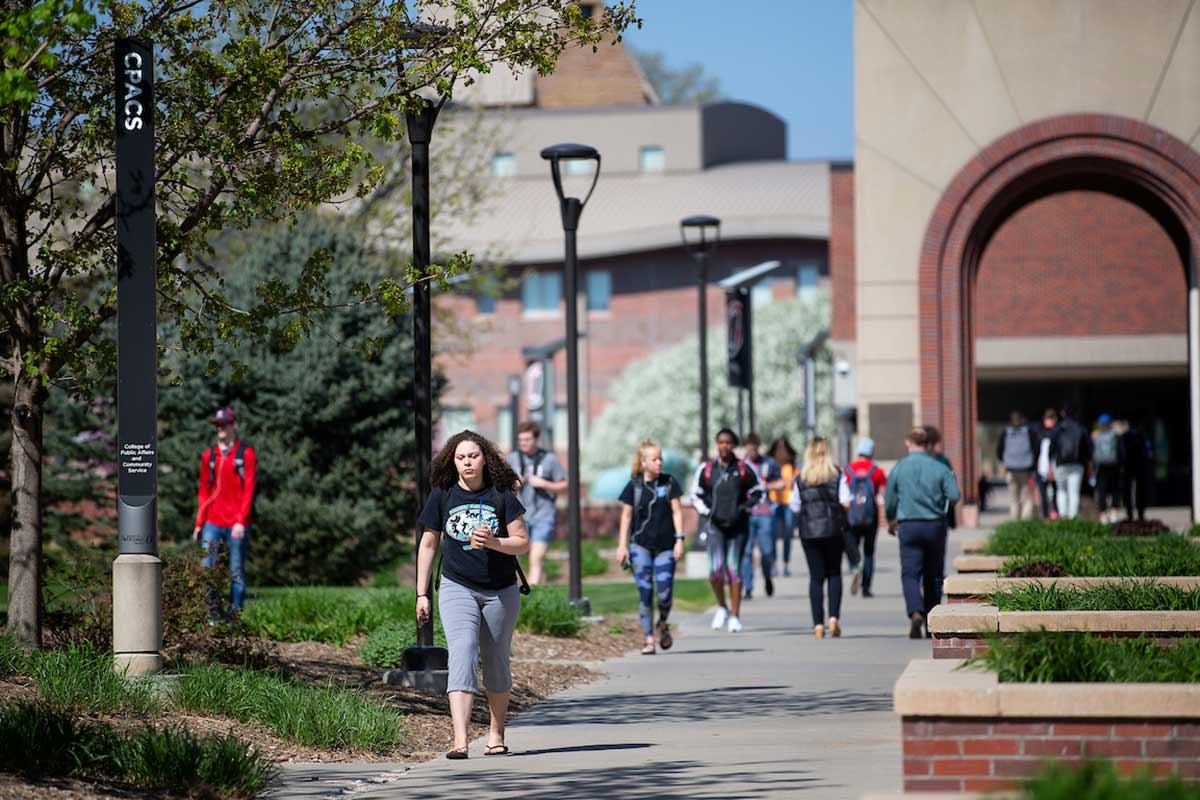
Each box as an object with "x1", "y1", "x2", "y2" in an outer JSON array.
[{"x1": 210, "y1": 406, "x2": 236, "y2": 426}]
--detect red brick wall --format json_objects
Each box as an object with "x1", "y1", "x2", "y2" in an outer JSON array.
[
  {"x1": 436, "y1": 239, "x2": 828, "y2": 446},
  {"x1": 931, "y1": 633, "x2": 1195, "y2": 660},
  {"x1": 975, "y1": 190, "x2": 1187, "y2": 338},
  {"x1": 830, "y1": 164, "x2": 855, "y2": 341},
  {"x1": 903, "y1": 717, "x2": 1200, "y2": 793}
]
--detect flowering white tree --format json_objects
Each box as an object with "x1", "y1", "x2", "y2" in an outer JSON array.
[{"x1": 584, "y1": 295, "x2": 834, "y2": 478}]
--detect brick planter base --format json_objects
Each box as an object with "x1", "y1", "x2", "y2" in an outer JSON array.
[
  {"x1": 902, "y1": 717, "x2": 1200, "y2": 793},
  {"x1": 931, "y1": 632, "x2": 1196, "y2": 660},
  {"x1": 895, "y1": 659, "x2": 1200, "y2": 793}
]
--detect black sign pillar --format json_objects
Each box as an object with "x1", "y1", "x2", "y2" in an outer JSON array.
[
  {"x1": 112, "y1": 38, "x2": 163, "y2": 677},
  {"x1": 726, "y1": 287, "x2": 753, "y2": 391},
  {"x1": 115, "y1": 38, "x2": 157, "y2": 555}
]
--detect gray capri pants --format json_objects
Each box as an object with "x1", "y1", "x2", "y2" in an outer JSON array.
[{"x1": 438, "y1": 577, "x2": 521, "y2": 694}]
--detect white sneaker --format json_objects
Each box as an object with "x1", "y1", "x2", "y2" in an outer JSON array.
[
  {"x1": 850, "y1": 568, "x2": 862, "y2": 596},
  {"x1": 726, "y1": 616, "x2": 743, "y2": 633},
  {"x1": 711, "y1": 606, "x2": 730, "y2": 630}
]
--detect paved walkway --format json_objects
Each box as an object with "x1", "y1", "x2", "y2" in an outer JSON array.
[{"x1": 271, "y1": 529, "x2": 975, "y2": 800}]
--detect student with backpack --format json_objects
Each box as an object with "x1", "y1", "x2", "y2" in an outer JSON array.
[
  {"x1": 739, "y1": 432, "x2": 780, "y2": 599},
  {"x1": 691, "y1": 428, "x2": 763, "y2": 633},
  {"x1": 996, "y1": 411, "x2": 1039, "y2": 520},
  {"x1": 414, "y1": 430, "x2": 531, "y2": 760},
  {"x1": 843, "y1": 437, "x2": 886, "y2": 598},
  {"x1": 790, "y1": 437, "x2": 851, "y2": 638},
  {"x1": 1092, "y1": 414, "x2": 1121, "y2": 523},
  {"x1": 193, "y1": 406, "x2": 257, "y2": 614},
  {"x1": 506, "y1": 421, "x2": 567, "y2": 584},
  {"x1": 1049, "y1": 405, "x2": 1092, "y2": 520},
  {"x1": 615, "y1": 440, "x2": 685, "y2": 655}
]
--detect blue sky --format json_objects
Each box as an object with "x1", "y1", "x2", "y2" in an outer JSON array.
[{"x1": 625, "y1": 1, "x2": 854, "y2": 161}]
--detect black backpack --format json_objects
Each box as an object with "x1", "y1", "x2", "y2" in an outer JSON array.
[
  {"x1": 205, "y1": 442, "x2": 253, "y2": 509},
  {"x1": 1055, "y1": 423, "x2": 1083, "y2": 464},
  {"x1": 703, "y1": 459, "x2": 748, "y2": 528},
  {"x1": 845, "y1": 465, "x2": 879, "y2": 528}
]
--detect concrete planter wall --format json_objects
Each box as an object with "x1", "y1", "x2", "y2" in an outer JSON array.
[
  {"x1": 927, "y1": 604, "x2": 1200, "y2": 659},
  {"x1": 895, "y1": 659, "x2": 1200, "y2": 793},
  {"x1": 953, "y1": 555, "x2": 1007, "y2": 573},
  {"x1": 942, "y1": 575, "x2": 1200, "y2": 604}
]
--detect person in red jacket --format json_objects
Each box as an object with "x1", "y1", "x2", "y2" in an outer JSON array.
[{"x1": 192, "y1": 405, "x2": 257, "y2": 612}]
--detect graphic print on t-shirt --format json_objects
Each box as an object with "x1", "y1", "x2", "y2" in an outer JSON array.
[{"x1": 445, "y1": 502, "x2": 498, "y2": 550}]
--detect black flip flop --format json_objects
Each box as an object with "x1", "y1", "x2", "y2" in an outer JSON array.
[
  {"x1": 657, "y1": 621, "x2": 673, "y2": 651},
  {"x1": 446, "y1": 748, "x2": 469, "y2": 760},
  {"x1": 484, "y1": 745, "x2": 510, "y2": 756}
]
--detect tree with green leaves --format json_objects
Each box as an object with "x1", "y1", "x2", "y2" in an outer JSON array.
[
  {"x1": 583, "y1": 295, "x2": 833, "y2": 479},
  {"x1": 632, "y1": 47, "x2": 722, "y2": 105},
  {"x1": 1, "y1": 0, "x2": 639, "y2": 646}
]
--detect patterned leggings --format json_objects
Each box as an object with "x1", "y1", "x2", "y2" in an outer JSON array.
[{"x1": 630, "y1": 544, "x2": 676, "y2": 637}]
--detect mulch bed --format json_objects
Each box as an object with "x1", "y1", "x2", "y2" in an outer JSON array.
[{"x1": 0, "y1": 621, "x2": 648, "y2": 797}]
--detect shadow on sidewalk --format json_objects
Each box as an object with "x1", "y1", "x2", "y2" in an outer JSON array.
[
  {"x1": 398, "y1": 758, "x2": 827, "y2": 798},
  {"x1": 518, "y1": 685, "x2": 892, "y2": 726}
]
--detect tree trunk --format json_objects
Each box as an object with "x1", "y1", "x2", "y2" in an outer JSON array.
[{"x1": 7, "y1": 377, "x2": 44, "y2": 648}]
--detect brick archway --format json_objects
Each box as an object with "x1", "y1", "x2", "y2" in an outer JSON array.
[{"x1": 919, "y1": 114, "x2": 1200, "y2": 513}]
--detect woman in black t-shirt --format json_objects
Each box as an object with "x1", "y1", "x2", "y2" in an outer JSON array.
[
  {"x1": 415, "y1": 431, "x2": 530, "y2": 760},
  {"x1": 615, "y1": 439, "x2": 685, "y2": 655}
]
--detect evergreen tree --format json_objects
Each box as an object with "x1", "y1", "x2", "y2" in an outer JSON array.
[{"x1": 158, "y1": 219, "x2": 438, "y2": 586}]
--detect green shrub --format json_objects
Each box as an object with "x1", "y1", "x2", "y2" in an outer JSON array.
[
  {"x1": 986, "y1": 519, "x2": 1109, "y2": 556},
  {"x1": 966, "y1": 631, "x2": 1200, "y2": 683},
  {"x1": 0, "y1": 633, "x2": 24, "y2": 677},
  {"x1": 28, "y1": 644, "x2": 158, "y2": 715},
  {"x1": 1023, "y1": 760, "x2": 1200, "y2": 799},
  {"x1": 114, "y1": 724, "x2": 277, "y2": 798},
  {"x1": 0, "y1": 703, "x2": 274, "y2": 798},
  {"x1": 581, "y1": 540, "x2": 609, "y2": 578},
  {"x1": 997, "y1": 534, "x2": 1200, "y2": 577},
  {"x1": 990, "y1": 581, "x2": 1200, "y2": 611},
  {"x1": 0, "y1": 702, "x2": 119, "y2": 778},
  {"x1": 242, "y1": 586, "x2": 413, "y2": 645},
  {"x1": 360, "y1": 618, "x2": 446, "y2": 668},
  {"x1": 517, "y1": 586, "x2": 583, "y2": 637},
  {"x1": 179, "y1": 662, "x2": 400, "y2": 752}
]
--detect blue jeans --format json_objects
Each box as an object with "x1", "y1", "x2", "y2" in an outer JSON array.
[
  {"x1": 527, "y1": 516, "x2": 556, "y2": 545},
  {"x1": 630, "y1": 544, "x2": 676, "y2": 637},
  {"x1": 847, "y1": 525, "x2": 878, "y2": 592},
  {"x1": 201, "y1": 523, "x2": 248, "y2": 611},
  {"x1": 740, "y1": 513, "x2": 777, "y2": 592},
  {"x1": 898, "y1": 520, "x2": 946, "y2": 618},
  {"x1": 773, "y1": 505, "x2": 794, "y2": 566}
]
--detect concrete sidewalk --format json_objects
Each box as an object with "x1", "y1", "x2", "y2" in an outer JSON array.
[{"x1": 271, "y1": 530, "x2": 973, "y2": 800}]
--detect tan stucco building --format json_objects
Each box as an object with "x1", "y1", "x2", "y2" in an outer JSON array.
[{"x1": 847, "y1": 0, "x2": 1200, "y2": 518}]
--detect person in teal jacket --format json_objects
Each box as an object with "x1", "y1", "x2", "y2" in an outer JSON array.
[{"x1": 885, "y1": 426, "x2": 960, "y2": 639}]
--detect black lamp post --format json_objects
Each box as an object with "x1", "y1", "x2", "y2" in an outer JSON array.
[
  {"x1": 390, "y1": 25, "x2": 450, "y2": 692},
  {"x1": 681, "y1": 215, "x2": 720, "y2": 460},
  {"x1": 541, "y1": 143, "x2": 600, "y2": 613},
  {"x1": 507, "y1": 374, "x2": 521, "y2": 452}
]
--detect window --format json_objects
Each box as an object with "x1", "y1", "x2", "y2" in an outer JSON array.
[
  {"x1": 564, "y1": 158, "x2": 594, "y2": 176},
  {"x1": 491, "y1": 152, "x2": 516, "y2": 177},
  {"x1": 796, "y1": 263, "x2": 820, "y2": 298},
  {"x1": 639, "y1": 146, "x2": 665, "y2": 173},
  {"x1": 438, "y1": 408, "x2": 476, "y2": 447},
  {"x1": 586, "y1": 270, "x2": 611, "y2": 311},
  {"x1": 522, "y1": 271, "x2": 562, "y2": 313}
]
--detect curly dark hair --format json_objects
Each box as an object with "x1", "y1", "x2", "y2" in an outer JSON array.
[{"x1": 429, "y1": 429, "x2": 519, "y2": 492}]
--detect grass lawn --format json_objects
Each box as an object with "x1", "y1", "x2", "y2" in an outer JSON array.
[{"x1": 562, "y1": 578, "x2": 714, "y2": 617}]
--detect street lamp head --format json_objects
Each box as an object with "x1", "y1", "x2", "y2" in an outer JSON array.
[
  {"x1": 397, "y1": 23, "x2": 451, "y2": 43},
  {"x1": 681, "y1": 214, "x2": 721, "y2": 256},
  {"x1": 541, "y1": 142, "x2": 602, "y2": 209}
]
